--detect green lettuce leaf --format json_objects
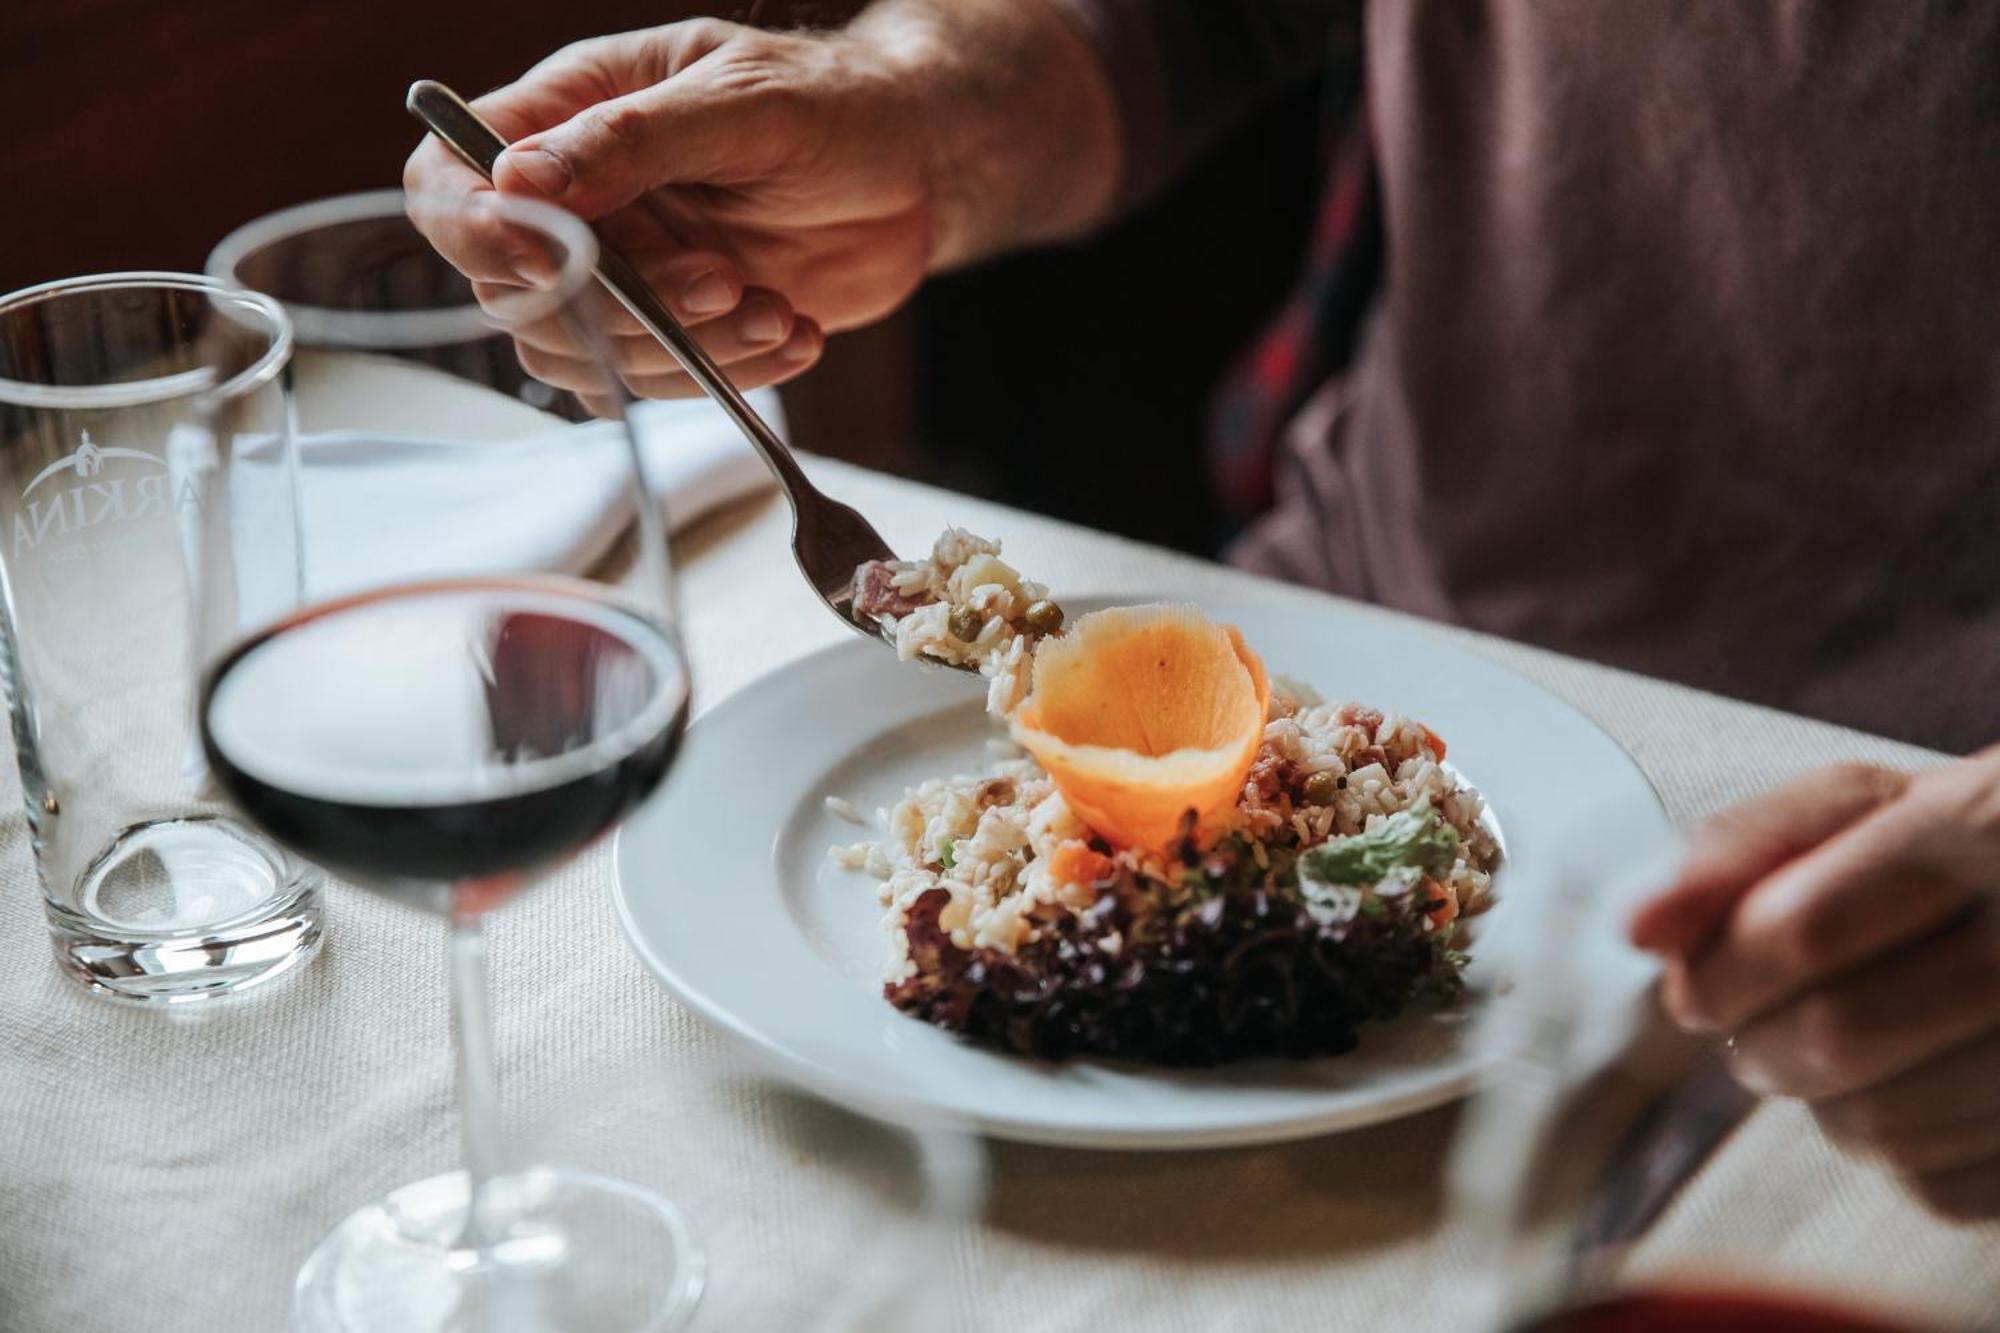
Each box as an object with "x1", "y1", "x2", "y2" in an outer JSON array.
[{"x1": 1299, "y1": 795, "x2": 1459, "y2": 887}]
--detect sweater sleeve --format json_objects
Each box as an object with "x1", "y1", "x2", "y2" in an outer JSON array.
[{"x1": 1042, "y1": 0, "x2": 1340, "y2": 206}]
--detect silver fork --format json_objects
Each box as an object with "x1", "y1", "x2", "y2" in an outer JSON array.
[{"x1": 405, "y1": 79, "x2": 975, "y2": 672}]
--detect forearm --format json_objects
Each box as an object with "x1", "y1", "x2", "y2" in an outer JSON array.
[{"x1": 849, "y1": 0, "x2": 1122, "y2": 268}]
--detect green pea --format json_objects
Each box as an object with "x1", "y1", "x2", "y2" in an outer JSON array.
[
  {"x1": 1302, "y1": 770, "x2": 1342, "y2": 806},
  {"x1": 948, "y1": 605, "x2": 985, "y2": 642},
  {"x1": 1023, "y1": 600, "x2": 1065, "y2": 635}
]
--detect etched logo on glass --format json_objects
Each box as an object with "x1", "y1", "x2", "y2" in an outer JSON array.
[{"x1": 13, "y1": 430, "x2": 190, "y2": 554}]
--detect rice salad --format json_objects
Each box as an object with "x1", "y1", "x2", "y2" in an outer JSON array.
[
  {"x1": 834, "y1": 679, "x2": 1501, "y2": 1065},
  {"x1": 851, "y1": 528, "x2": 1064, "y2": 718}
]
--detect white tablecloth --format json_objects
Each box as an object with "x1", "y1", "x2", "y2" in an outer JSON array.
[{"x1": 3, "y1": 458, "x2": 1994, "y2": 1332}]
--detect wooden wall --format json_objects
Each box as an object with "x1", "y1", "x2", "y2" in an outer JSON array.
[
  {"x1": 1, "y1": 0, "x2": 912, "y2": 466},
  {"x1": 1, "y1": 1, "x2": 866, "y2": 291}
]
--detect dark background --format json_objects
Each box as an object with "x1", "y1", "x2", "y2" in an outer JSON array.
[{"x1": 3, "y1": 0, "x2": 1320, "y2": 555}]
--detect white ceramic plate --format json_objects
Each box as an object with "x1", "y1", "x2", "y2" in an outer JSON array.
[{"x1": 615, "y1": 584, "x2": 1675, "y2": 1149}]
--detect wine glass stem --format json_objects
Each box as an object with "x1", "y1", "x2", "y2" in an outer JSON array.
[{"x1": 450, "y1": 907, "x2": 506, "y2": 1250}]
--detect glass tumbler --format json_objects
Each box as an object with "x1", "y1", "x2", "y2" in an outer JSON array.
[{"x1": 0, "y1": 272, "x2": 320, "y2": 1001}]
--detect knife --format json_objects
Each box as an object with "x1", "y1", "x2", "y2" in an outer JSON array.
[{"x1": 1568, "y1": 1042, "x2": 1754, "y2": 1261}]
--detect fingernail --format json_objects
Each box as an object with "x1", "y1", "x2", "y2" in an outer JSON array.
[
  {"x1": 504, "y1": 146, "x2": 571, "y2": 197},
  {"x1": 779, "y1": 330, "x2": 818, "y2": 363},
  {"x1": 683, "y1": 271, "x2": 736, "y2": 316},
  {"x1": 740, "y1": 306, "x2": 786, "y2": 344}
]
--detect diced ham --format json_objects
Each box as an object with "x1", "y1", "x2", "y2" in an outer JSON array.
[
  {"x1": 1244, "y1": 748, "x2": 1287, "y2": 801},
  {"x1": 853, "y1": 561, "x2": 928, "y2": 620},
  {"x1": 1333, "y1": 703, "x2": 1384, "y2": 733}
]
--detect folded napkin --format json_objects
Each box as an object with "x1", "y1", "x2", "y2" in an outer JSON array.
[{"x1": 216, "y1": 352, "x2": 778, "y2": 619}]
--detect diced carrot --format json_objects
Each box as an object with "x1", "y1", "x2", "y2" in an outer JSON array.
[
  {"x1": 1423, "y1": 875, "x2": 1459, "y2": 930},
  {"x1": 1046, "y1": 842, "x2": 1117, "y2": 887},
  {"x1": 1419, "y1": 725, "x2": 1447, "y2": 762}
]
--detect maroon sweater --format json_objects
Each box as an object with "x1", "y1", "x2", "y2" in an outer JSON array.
[{"x1": 1052, "y1": 1, "x2": 2000, "y2": 753}]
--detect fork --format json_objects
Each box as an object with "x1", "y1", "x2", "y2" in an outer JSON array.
[{"x1": 405, "y1": 79, "x2": 975, "y2": 671}]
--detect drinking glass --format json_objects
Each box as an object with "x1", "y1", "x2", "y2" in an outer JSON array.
[
  {"x1": 0, "y1": 272, "x2": 321, "y2": 1001},
  {"x1": 195, "y1": 192, "x2": 697, "y2": 1330},
  {"x1": 1444, "y1": 808, "x2": 1937, "y2": 1332}
]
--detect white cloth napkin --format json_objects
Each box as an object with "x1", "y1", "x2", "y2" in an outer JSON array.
[{"x1": 220, "y1": 352, "x2": 777, "y2": 617}]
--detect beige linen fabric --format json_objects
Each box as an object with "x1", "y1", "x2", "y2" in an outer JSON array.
[{"x1": 2, "y1": 457, "x2": 1994, "y2": 1332}]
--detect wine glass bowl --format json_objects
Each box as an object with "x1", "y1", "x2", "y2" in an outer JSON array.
[
  {"x1": 195, "y1": 191, "x2": 699, "y2": 1331},
  {"x1": 200, "y1": 576, "x2": 689, "y2": 910}
]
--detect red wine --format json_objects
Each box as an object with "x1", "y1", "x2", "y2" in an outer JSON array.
[
  {"x1": 202, "y1": 578, "x2": 688, "y2": 896},
  {"x1": 1516, "y1": 1289, "x2": 1928, "y2": 1333}
]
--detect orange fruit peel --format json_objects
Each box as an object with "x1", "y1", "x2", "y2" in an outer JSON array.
[{"x1": 1010, "y1": 604, "x2": 1270, "y2": 852}]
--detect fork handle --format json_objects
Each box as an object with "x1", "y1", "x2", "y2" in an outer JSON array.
[{"x1": 405, "y1": 79, "x2": 818, "y2": 509}]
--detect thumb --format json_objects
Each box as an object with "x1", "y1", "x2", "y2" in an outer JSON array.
[
  {"x1": 495, "y1": 70, "x2": 763, "y2": 219},
  {"x1": 1629, "y1": 762, "x2": 1911, "y2": 955}
]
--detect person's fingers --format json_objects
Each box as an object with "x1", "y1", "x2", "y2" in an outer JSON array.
[
  {"x1": 478, "y1": 254, "x2": 744, "y2": 355},
  {"x1": 411, "y1": 33, "x2": 681, "y2": 195},
  {"x1": 596, "y1": 250, "x2": 746, "y2": 330},
  {"x1": 503, "y1": 315, "x2": 598, "y2": 362},
  {"x1": 619, "y1": 317, "x2": 823, "y2": 396},
  {"x1": 404, "y1": 40, "x2": 682, "y2": 278},
  {"x1": 1631, "y1": 764, "x2": 1912, "y2": 955},
  {"x1": 631, "y1": 288, "x2": 796, "y2": 365},
  {"x1": 1815, "y1": 1034, "x2": 2000, "y2": 1176},
  {"x1": 403, "y1": 73, "x2": 578, "y2": 200},
  {"x1": 402, "y1": 66, "x2": 577, "y2": 210},
  {"x1": 1724, "y1": 903, "x2": 2000, "y2": 1100},
  {"x1": 404, "y1": 135, "x2": 497, "y2": 211},
  {"x1": 404, "y1": 191, "x2": 580, "y2": 291},
  {"x1": 1663, "y1": 797, "x2": 1982, "y2": 1032},
  {"x1": 477, "y1": 289, "x2": 582, "y2": 358},
  {"x1": 1905, "y1": 743, "x2": 2000, "y2": 867},
  {"x1": 493, "y1": 27, "x2": 799, "y2": 218},
  {"x1": 1886, "y1": 1118, "x2": 2000, "y2": 1180},
  {"x1": 405, "y1": 151, "x2": 544, "y2": 287},
  {"x1": 1906, "y1": 1154, "x2": 2000, "y2": 1223},
  {"x1": 512, "y1": 341, "x2": 617, "y2": 397},
  {"x1": 510, "y1": 286, "x2": 800, "y2": 373},
  {"x1": 509, "y1": 306, "x2": 820, "y2": 399},
  {"x1": 1816, "y1": 1030, "x2": 2000, "y2": 1146}
]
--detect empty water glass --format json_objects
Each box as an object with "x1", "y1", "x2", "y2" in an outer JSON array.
[{"x1": 0, "y1": 272, "x2": 320, "y2": 1001}]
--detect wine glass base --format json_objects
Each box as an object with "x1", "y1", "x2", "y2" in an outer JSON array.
[{"x1": 292, "y1": 1167, "x2": 702, "y2": 1332}]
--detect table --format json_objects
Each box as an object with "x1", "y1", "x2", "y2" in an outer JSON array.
[{"x1": 3, "y1": 458, "x2": 1994, "y2": 1332}]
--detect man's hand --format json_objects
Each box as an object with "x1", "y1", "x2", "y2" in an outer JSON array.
[
  {"x1": 403, "y1": 5, "x2": 1117, "y2": 401},
  {"x1": 1632, "y1": 750, "x2": 2000, "y2": 1220},
  {"x1": 403, "y1": 20, "x2": 926, "y2": 397}
]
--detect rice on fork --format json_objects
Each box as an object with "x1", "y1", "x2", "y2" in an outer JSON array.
[{"x1": 851, "y1": 528, "x2": 1064, "y2": 718}]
